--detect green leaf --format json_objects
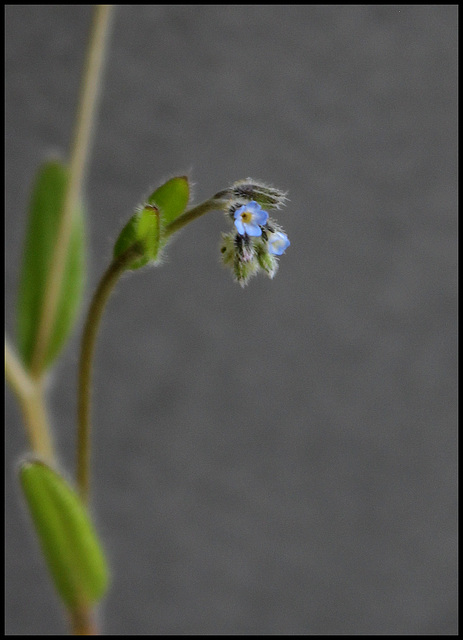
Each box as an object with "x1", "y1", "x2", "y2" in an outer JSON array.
[
  {"x1": 17, "y1": 160, "x2": 85, "y2": 371},
  {"x1": 146, "y1": 176, "x2": 189, "y2": 226},
  {"x1": 113, "y1": 204, "x2": 160, "y2": 270},
  {"x1": 19, "y1": 460, "x2": 109, "y2": 610}
]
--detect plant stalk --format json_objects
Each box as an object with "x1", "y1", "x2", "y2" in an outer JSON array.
[
  {"x1": 30, "y1": 4, "x2": 113, "y2": 378},
  {"x1": 5, "y1": 338, "x2": 54, "y2": 461},
  {"x1": 76, "y1": 197, "x2": 226, "y2": 505},
  {"x1": 164, "y1": 198, "x2": 224, "y2": 238},
  {"x1": 69, "y1": 605, "x2": 98, "y2": 636},
  {"x1": 76, "y1": 243, "x2": 145, "y2": 505}
]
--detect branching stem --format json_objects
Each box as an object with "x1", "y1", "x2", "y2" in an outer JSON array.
[{"x1": 5, "y1": 338, "x2": 54, "y2": 461}]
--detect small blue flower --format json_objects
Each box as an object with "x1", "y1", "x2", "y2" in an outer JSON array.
[
  {"x1": 234, "y1": 201, "x2": 268, "y2": 237},
  {"x1": 268, "y1": 230, "x2": 290, "y2": 255}
]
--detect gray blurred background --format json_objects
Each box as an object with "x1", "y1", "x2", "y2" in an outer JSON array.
[{"x1": 5, "y1": 5, "x2": 457, "y2": 635}]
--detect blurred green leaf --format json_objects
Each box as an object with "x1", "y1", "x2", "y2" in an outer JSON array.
[
  {"x1": 19, "y1": 460, "x2": 109, "y2": 610},
  {"x1": 146, "y1": 176, "x2": 189, "y2": 226},
  {"x1": 17, "y1": 160, "x2": 85, "y2": 371}
]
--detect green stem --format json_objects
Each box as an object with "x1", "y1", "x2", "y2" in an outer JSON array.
[
  {"x1": 163, "y1": 197, "x2": 225, "y2": 238},
  {"x1": 76, "y1": 243, "x2": 145, "y2": 505},
  {"x1": 76, "y1": 198, "x2": 226, "y2": 505},
  {"x1": 30, "y1": 4, "x2": 113, "y2": 378}
]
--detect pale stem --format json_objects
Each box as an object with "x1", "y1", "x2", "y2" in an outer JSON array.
[
  {"x1": 5, "y1": 337, "x2": 34, "y2": 398},
  {"x1": 30, "y1": 5, "x2": 113, "y2": 378},
  {"x1": 69, "y1": 605, "x2": 98, "y2": 636},
  {"x1": 9, "y1": 7, "x2": 113, "y2": 635},
  {"x1": 5, "y1": 338, "x2": 54, "y2": 461}
]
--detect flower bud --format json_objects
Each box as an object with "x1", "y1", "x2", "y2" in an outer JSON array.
[
  {"x1": 233, "y1": 253, "x2": 260, "y2": 287},
  {"x1": 220, "y1": 232, "x2": 259, "y2": 287},
  {"x1": 267, "y1": 229, "x2": 290, "y2": 256},
  {"x1": 255, "y1": 239, "x2": 279, "y2": 279},
  {"x1": 229, "y1": 179, "x2": 288, "y2": 209}
]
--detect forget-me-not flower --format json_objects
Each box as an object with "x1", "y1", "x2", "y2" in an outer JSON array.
[
  {"x1": 268, "y1": 230, "x2": 290, "y2": 255},
  {"x1": 234, "y1": 201, "x2": 268, "y2": 237},
  {"x1": 220, "y1": 182, "x2": 290, "y2": 286}
]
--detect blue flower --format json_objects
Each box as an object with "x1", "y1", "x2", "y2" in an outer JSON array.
[
  {"x1": 267, "y1": 230, "x2": 290, "y2": 255},
  {"x1": 234, "y1": 201, "x2": 268, "y2": 237}
]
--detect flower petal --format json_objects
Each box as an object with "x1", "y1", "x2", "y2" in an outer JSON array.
[
  {"x1": 246, "y1": 201, "x2": 261, "y2": 213},
  {"x1": 245, "y1": 223, "x2": 263, "y2": 237},
  {"x1": 254, "y1": 209, "x2": 269, "y2": 226},
  {"x1": 234, "y1": 218, "x2": 246, "y2": 235}
]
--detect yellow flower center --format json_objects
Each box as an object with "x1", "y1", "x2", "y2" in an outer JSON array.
[{"x1": 240, "y1": 210, "x2": 252, "y2": 224}]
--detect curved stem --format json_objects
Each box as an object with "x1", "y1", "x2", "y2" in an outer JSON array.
[
  {"x1": 164, "y1": 197, "x2": 225, "y2": 238},
  {"x1": 76, "y1": 198, "x2": 226, "y2": 504},
  {"x1": 30, "y1": 5, "x2": 113, "y2": 378},
  {"x1": 76, "y1": 243, "x2": 144, "y2": 505}
]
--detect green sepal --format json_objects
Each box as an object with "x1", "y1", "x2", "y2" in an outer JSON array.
[
  {"x1": 113, "y1": 204, "x2": 160, "y2": 270},
  {"x1": 255, "y1": 239, "x2": 278, "y2": 278},
  {"x1": 146, "y1": 175, "x2": 189, "y2": 226},
  {"x1": 113, "y1": 176, "x2": 189, "y2": 270},
  {"x1": 16, "y1": 160, "x2": 86, "y2": 372},
  {"x1": 19, "y1": 460, "x2": 109, "y2": 610}
]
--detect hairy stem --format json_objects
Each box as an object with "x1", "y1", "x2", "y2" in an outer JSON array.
[
  {"x1": 77, "y1": 243, "x2": 145, "y2": 505},
  {"x1": 76, "y1": 198, "x2": 226, "y2": 504},
  {"x1": 164, "y1": 197, "x2": 225, "y2": 238},
  {"x1": 30, "y1": 5, "x2": 113, "y2": 378}
]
